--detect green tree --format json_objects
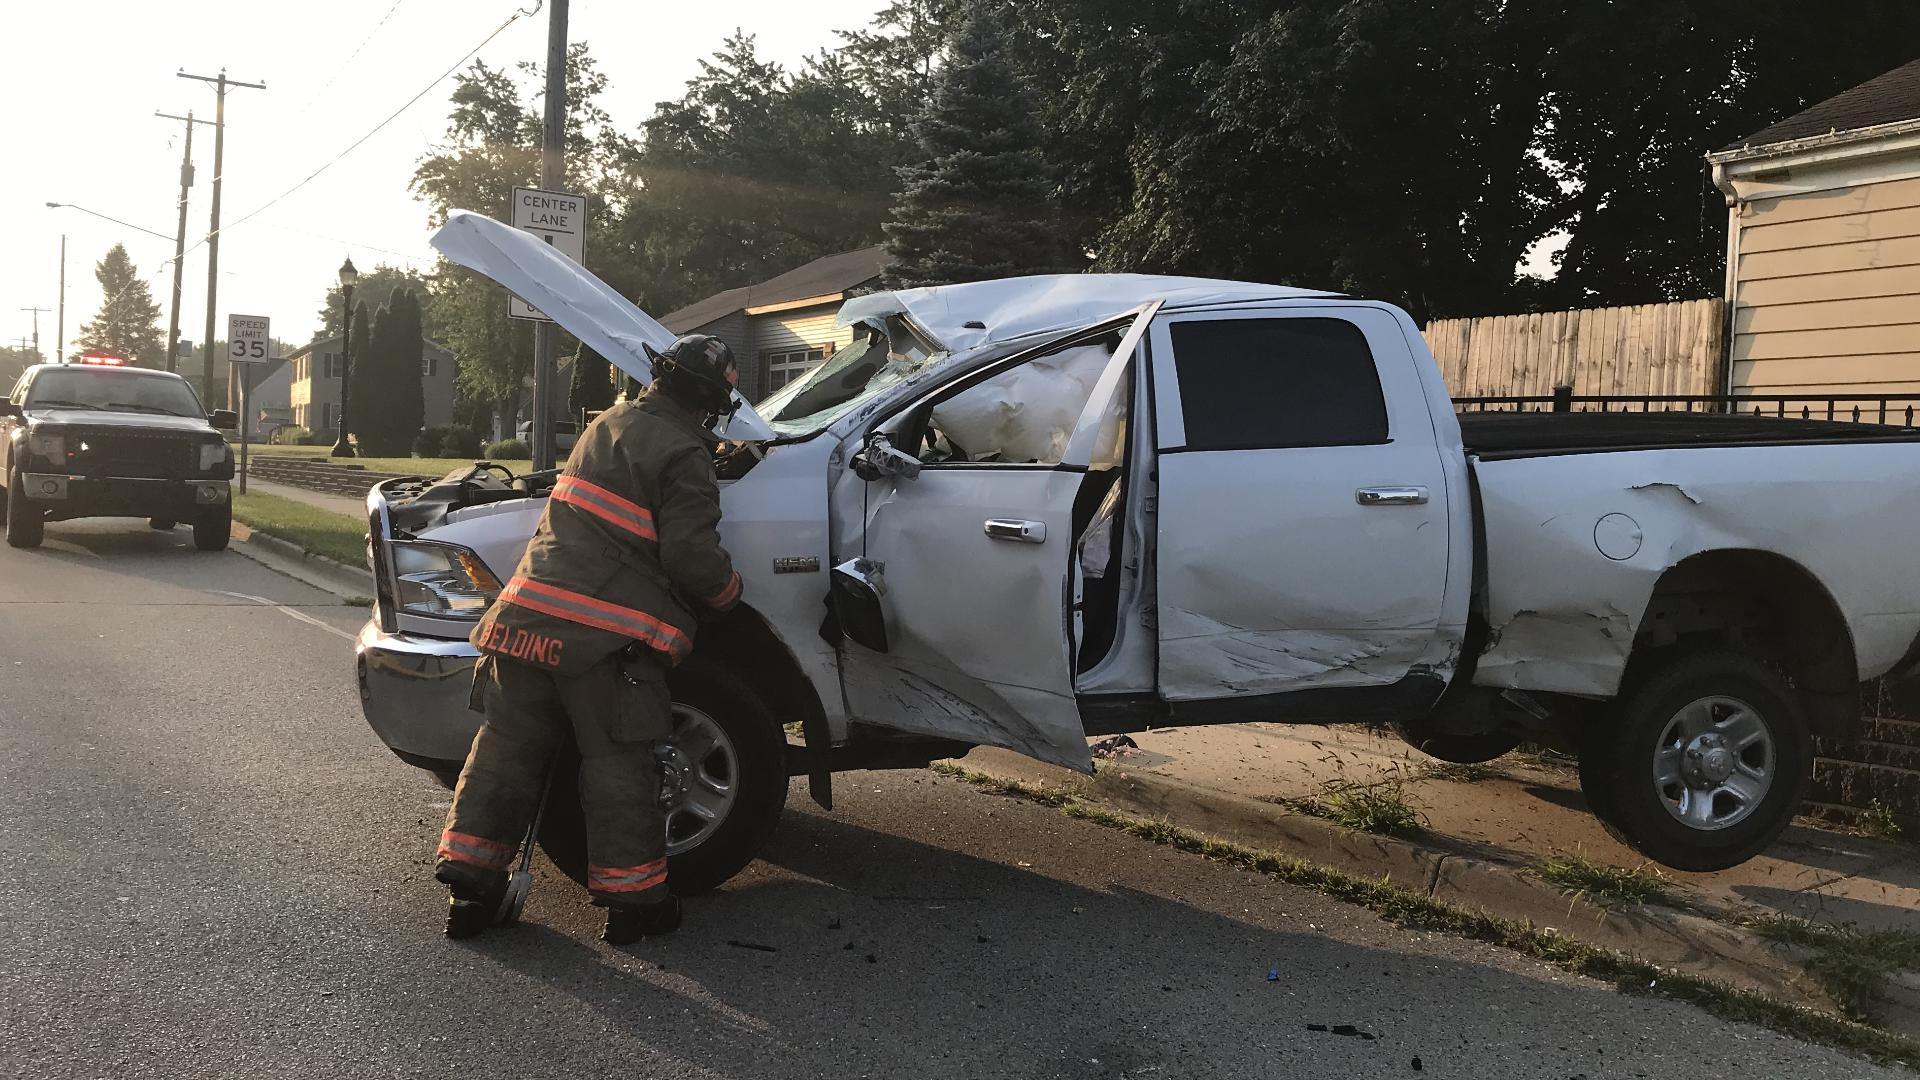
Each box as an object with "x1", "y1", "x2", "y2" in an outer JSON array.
[
  {"x1": 1001, "y1": 0, "x2": 1920, "y2": 319},
  {"x1": 0, "y1": 345, "x2": 39, "y2": 387},
  {"x1": 568, "y1": 343, "x2": 613, "y2": 418},
  {"x1": 339, "y1": 302, "x2": 371, "y2": 442},
  {"x1": 413, "y1": 46, "x2": 632, "y2": 435},
  {"x1": 351, "y1": 289, "x2": 427, "y2": 456},
  {"x1": 882, "y1": 5, "x2": 1066, "y2": 288},
  {"x1": 74, "y1": 244, "x2": 165, "y2": 366}
]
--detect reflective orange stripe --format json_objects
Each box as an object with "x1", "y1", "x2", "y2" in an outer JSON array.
[
  {"x1": 706, "y1": 571, "x2": 741, "y2": 609},
  {"x1": 552, "y1": 475, "x2": 656, "y2": 542},
  {"x1": 438, "y1": 829, "x2": 515, "y2": 871},
  {"x1": 500, "y1": 576, "x2": 690, "y2": 658},
  {"x1": 589, "y1": 859, "x2": 668, "y2": 893}
]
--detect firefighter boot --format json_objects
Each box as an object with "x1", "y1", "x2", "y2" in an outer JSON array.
[
  {"x1": 603, "y1": 895, "x2": 682, "y2": 945},
  {"x1": 439, "y1": 869, "x2": 508, "y2": 939}
]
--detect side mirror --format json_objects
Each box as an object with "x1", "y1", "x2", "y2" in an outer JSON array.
[
  {"x1": 851, "y1": 432, "x2": 921, "y2": 482},
  {"x1": 0, "y1": 400, "x2": 20, "y2": 419},
  {"x1": 210, "y1": 409, "x2": 239, "y2": 429},
  {"x1": 829, "y1": 558, "x2": 889, "y2": 653}
]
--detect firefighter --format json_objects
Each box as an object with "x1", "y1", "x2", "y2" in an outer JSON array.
[{"x1": 434, "y1": 334, "x2": 745, "y2": 944}]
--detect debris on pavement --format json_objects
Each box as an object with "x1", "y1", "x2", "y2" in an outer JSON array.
[
  {"x1": 727, "y1": 940, "x2": 778, "y2": 953},
  {"x1": 1266, "y1": 967, "x2": 1280, "y2": 981},
  {"x1": 1305, "y1": 1024, "x2": 1377, "y2": 1040},
  {"x1": 1091, "y1": 735, "x2": 1140, "y2": 760}
]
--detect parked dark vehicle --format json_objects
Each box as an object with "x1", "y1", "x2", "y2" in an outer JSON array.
[{"x1": 0, "y1": 361, "x2": 237, "y2": 550}]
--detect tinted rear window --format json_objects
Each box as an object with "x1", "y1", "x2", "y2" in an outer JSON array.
[{"x1": 1169, "y1": 318, "x2": 1388, "y2": 450}]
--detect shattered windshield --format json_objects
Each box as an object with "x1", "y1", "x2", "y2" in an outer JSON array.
[{"x1": 758, "y1": 316, "x2": 942, "y2": 438}]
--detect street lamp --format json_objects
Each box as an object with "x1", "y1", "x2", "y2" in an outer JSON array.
[{"x1": 330, "y1": 258, "x2": 359, "y2": 458}]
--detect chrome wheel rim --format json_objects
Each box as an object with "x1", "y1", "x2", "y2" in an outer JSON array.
[
  {"x1": 656, "y1": 703, "x2": 738, "y2": 855},
  {"x1": 1652, "y1": 694, "x2": 1774, "y2": 832}
]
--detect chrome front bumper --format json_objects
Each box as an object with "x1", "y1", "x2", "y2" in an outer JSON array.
[{"x1": 355, "y1": 619, "x2": 483, "y2": 766}]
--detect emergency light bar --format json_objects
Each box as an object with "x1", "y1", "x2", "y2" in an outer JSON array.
[{"x1": 77, "y1": 354, "x2": 127, "y2": 366}]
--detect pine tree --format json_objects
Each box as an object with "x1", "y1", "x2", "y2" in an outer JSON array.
[
  {"x1": 341, "y1": 302, "x2": 372, "y2": 445},
  {"x1": 389, "y1": 290, "x2": 426, "y2": 451},
  {"x1": 882, "y1": 4, "x2": 1067, "y2": 289},
  {"x1": 350, "y1": 293, "x2": 426, "y2": 456},
  {"x1": 568, "y1": 343, "x2": 614, "y2": 418},
  {"x1": 74, "y1": 244, "x2": 165, "y2": 366}
]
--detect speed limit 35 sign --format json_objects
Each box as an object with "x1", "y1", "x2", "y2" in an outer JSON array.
[{"x1": 228, "y1": 315, "x2": 270, "y2": 363}]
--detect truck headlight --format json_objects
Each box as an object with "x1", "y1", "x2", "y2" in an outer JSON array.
[
  {"x1": 199, "y1": 441, "x2": 231, "y2": 471},
  {"x1": 388, "y1": 540, "x2": 502, "y2": 618},
  {"x1": 27, "y1": 430, "x2": 66, "y2": 459}
]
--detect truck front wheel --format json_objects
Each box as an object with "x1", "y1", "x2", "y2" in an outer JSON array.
[
  {"x1": 5, "y1": 472, "x2": 43, "y2": 549},
  {"x1": 538, "y1": 655, "x2": 789, "y2": 896},
  {"x1": 193, "y1": 502, "x2": 232, "y2": 552},
  {"x1": 1579, "y1": 653, "x2": 1810, "y2": 872}
]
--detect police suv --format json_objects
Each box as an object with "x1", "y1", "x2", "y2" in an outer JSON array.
[{"x1": 1, "y1": 357, "x2": 238, "y2": 550}]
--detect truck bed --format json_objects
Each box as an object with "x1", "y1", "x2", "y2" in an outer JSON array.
[{"x1": 1458, "y1": 410, "x2": 1920, "y2": 459}]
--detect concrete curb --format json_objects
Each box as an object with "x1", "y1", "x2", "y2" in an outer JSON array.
[
  {"x1": 230, "y1": 522, "x2": 373, "y2": 600},
  {"x1": 957, "y1": 747, "x2": 1850, "y2": 1017}
]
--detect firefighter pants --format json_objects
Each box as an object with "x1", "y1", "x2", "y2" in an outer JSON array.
[{"x1": 436, "y1": 650, "x2": 673, "y2": 907}]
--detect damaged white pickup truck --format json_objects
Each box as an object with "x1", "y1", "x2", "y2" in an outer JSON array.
[{"x1": 357, "y1": 211, "x2": 1920, "y2": 886}]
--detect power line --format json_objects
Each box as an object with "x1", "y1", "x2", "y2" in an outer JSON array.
[
  {"x1": 284, "y1": 0, "x2": 414, "y2": 119},
  {"x1": 213, "y1": 4, "x2": 538, "y2": 243},
  {"x1": 44, "y1": 202, "x2": 176, "y2": 243}
]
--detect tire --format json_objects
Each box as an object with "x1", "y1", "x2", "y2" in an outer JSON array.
[
  {"x1": 5, "y1": 473, "x2": 43, "y2": 549},
  {"x1": 538, "y1": 655, "x2": 788, "y2": 896},
  {"x1": 193, "y1": 502, "x2": 231, "y2": 552},
  {"x1": 149, "y1": 517, "x2": 177, "y2": 530},
  {"x1": 1580, "y1": 652, "x2": 1810, "y2": 872}
]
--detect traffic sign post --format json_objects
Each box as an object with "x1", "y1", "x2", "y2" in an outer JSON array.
[
  {"x1": 508, "y1": 186, "x2": 586, "y2": 321},
  {"x1": 510, "y1": 185, "x2": 588, "y2": 471},
  {"x1": 227, "y1": 314, "x2": 270, "y2": 495}
]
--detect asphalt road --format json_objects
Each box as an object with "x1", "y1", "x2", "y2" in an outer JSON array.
[{"x1": 0, "y1": 520, "x2": 1904, "y2": 1079}]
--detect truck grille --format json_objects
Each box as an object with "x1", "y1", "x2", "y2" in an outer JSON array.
[{"x1": 71, "y1": 430, "x2": 195, "y2": 479}]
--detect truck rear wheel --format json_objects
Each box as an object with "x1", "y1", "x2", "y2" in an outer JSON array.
[
  {"x1": 193, "y1": 502, "x2": 231, "y2": 552},
  {"x1": 538, "y1": 655, "x2": 788, "y2": 896},
  {"x1": 1579, "y1": 652, "x2": 1809, "y2": 872},
  {"x1": 5, "y1": 473, "x2": 43, "y2": 549}
]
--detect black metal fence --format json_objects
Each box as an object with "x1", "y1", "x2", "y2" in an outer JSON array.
[{"x1": 1455, "y1": 386, "x2": 1920, "y2": 427}]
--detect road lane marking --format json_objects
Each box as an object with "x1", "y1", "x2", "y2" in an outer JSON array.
[{"x1": 212, "y1": 590, "x2": 359, "y2": 643}]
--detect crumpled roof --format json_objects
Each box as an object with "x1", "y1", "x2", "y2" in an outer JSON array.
[{"x1": 840, "y1": 274, "x2": 1337, "y2": 353}]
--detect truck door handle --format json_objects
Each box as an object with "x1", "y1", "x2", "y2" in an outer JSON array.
[
  {"x1": 984, "y1": 519, "x2": 1047, "y2": 544},
  {"x1": 1355, "y1": 486, "x2": 1429, "y2": 507}
]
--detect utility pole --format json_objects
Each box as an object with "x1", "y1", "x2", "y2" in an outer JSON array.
[
  {"x1": 20, "y1": 307, "x2": 47, "y2": 362},
  {"x1": 56, "y1": 235, "x2": 65, "y2": 363},
  {"x1": 156, "y1": 110, "x2": 212, "y2": 374},
  {"x1": 530, "y1": 0, "x2": 568, "y2": 472},
  {"x1": 178, "y1": 69, "x2": 265, "y2": 408}
]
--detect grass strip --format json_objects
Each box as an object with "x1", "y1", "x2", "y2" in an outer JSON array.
[
  {"x1": 929, "y1": 762, "x2": 1920, "y2": 1070},
  {"x1": 232, "y1": 491, "x2": 366, "y2": 567}
]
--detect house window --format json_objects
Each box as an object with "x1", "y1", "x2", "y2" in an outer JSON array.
[
  {"x1": 323, "y1": 352, "x2": 343, "y2": 380},
  {"x1": 321, "y1": 403, "x2": 333, "y2": 432},
  {"x1": 764, "y1": 347, "x2": 827, "y2": 393},
  {"x1": 423, "y1": 354, "x2": 438, "y2": 378}
]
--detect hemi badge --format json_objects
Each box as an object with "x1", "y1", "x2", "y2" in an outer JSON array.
[{"x1": 773, "y1": 556, "x2": 821, "y2": 575}]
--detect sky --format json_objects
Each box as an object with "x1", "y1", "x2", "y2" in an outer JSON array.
[{"x1": 2, "y1": 0, "x2": 887, "y2": 358}]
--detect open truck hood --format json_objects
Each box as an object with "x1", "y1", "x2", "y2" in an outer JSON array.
[
  {"x1": 839, "y1": 274, "x2": 1338, "y2": 354},
  {"x1": 430, "y1": 210, "x2": 777, "y2": 442}
]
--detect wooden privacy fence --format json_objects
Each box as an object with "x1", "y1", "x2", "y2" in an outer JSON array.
[{"x1": 1424, "y1": 298, "x2": 1726, "y2": 398}]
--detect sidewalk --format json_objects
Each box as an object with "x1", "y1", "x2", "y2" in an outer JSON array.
[
  {"x1": 950, "y1": 720, "x2": 1920, "y2": 1024},
  {"x1": 240, "y1": 475, "x2": 363, "y2": 518},
  {"x1": 1023, "y1": 721, "x2": 1919, "y2": 934}
]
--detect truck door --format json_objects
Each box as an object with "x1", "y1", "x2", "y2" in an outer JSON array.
[
  {"x1": 833, "y1": 307, "x2": 1155, "y2": 771},
  {"x1": 1148, "y1": 304, "x2": 1459, "y2": 717}
]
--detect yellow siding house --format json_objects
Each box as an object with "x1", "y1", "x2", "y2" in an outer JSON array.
[{"x1": 1709, "y1": 58, "x2": 1920, "y2": 400}]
